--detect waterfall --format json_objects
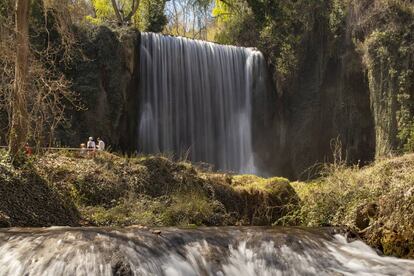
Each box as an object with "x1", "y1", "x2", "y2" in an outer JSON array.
[
  {"x1": 138, "y1": 33, "x2": 267, "y2": 173},
  {"x1": 2, "y1": 227, "x2": 414, "y2": 275}
]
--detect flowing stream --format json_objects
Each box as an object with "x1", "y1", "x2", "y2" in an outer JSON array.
[
  {"x1": 138, "y1": 33, "x2": 267, "y2": 174},
  {"x1": 1, "y1": 227, "x2": 414, "y2": 276}
]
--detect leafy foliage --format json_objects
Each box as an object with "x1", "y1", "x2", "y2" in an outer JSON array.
[
  {"x1": 86, "y1": 0, "x2": 115, "y2": 24},
  {"x1": 212, "y1": 0, "x2": 330, "y2": 81},
  {"x1": 134, "y1": 0, "x2": 168, "y2": 32},
  {"x1": 86, "y1": 0, "x2": 168, "y2": 31}
]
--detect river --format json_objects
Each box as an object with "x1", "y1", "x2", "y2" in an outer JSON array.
[{"x1": 1, "y1": 227, "x2": 414, "y2": 275}]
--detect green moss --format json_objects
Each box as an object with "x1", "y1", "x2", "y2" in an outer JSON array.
[
  {"x1": 81, "y1": 196, "x2": 165, "y2": 226},
  {"x1": 232, "y1": 175, "x2": 290, "y2": 192},
  {"x1": 231, "y1": 174, "x2": 299, "y2": 226},
  {"x1": 80, "y1": 188, "x2": 223, "y2": 227},
  {"x1": 160, "y1": 191, "x2": 218, "y2": 226}
]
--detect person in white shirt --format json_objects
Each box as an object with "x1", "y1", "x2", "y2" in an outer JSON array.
[
  {"x1": 97, "y1": 138, "x2": 105, "y2": 151},
  {"x1": 86, "y1": 137, "x2": 96, "y2": 150}
]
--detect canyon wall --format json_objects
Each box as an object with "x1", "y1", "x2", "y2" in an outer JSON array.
[
  {"x1": 252, "y1": 1, "x2": 413, "y2": 179},
  {"x1": 61, "y1": 26, "x2": 141, "y2": 152},
  {"x1": 253, "y1": 10, "x2": 376, "y2": 178}
]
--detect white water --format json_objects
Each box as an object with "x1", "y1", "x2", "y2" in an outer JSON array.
[
  {"x1": 138, "y1": 33, "x2": 267, "y2": 173},
  {"x1": 1, "y1": 227, "x2": 414, "y2": 276}
]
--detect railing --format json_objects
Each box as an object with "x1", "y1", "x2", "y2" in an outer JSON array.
[{"x1": 0, "y1": 146, "x2": 98, "y2": 151}]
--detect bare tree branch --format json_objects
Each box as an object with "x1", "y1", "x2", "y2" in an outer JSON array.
[
  {"x1": 110, "y1": 0, "x2": 124, "y2": 24},
  {"x1": 125, "y1": 0, "x2": 141, "y2": 22}
]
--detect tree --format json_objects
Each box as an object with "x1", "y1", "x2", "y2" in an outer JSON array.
[
  {"x1": 135, "y1": 0, "x2": 168, "y2": 32},
  {"x1": 110, "y1": 0, "x2": 140, "y2": 25},
  {"x1": 87, "y1": 0, "x2": 143, "y2": 26},
  {"x1": 164, "y1": 0, "x2": 213, "y2": 39},
  {"x1": 1, "y1": 0, "x2": 81, "y2": 154},
  {"x1": 9, "y1": 0, "x2": 30, "y2": 157}
]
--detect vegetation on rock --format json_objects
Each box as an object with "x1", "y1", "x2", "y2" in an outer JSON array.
[
  {"x1": 1, "y1": 149, "x2": 413, "y2": 258},
  {"x1": 354, "y1": 0, "x2": 414, "y2": 155},
  {"x1": 285, "y1": 153, "x2": 414, "y2": 258},
  {"x1": 0, "y1": 150, "x2": 298, "y2": 228}
]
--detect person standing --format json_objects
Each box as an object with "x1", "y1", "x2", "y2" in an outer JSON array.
[
  {"x1": 87, "y1": 137, "x2": 96, "y2": 150},
  {"x1": 97, "y1": 138, "x2": 105, "y2": 151},
  {"x1": 86, "y1": 137, "x2": 96, "y2": 157}
]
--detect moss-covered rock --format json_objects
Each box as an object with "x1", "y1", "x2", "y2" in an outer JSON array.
[
  {"x1": 0, "y1": 151, "x2": 300, "y2": 228},
  {"x1": 232, "y1": 175, "x2": 299, "y2": 225},
  {"x1": 356, "y1": 1, "x2": 414, "y2": 156}
]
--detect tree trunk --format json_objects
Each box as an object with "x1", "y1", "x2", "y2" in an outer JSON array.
[
  {"x1": 9, "y1": 0, "x2": 30, "y2": 157},
  {"x1": 125, "y1": 0, "x2": 140, "y2": 23},
  {"x1": 110, "y1": 0, "x2": 124, "y2": 24}
]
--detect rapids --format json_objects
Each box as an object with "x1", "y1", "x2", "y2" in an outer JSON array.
[{"x1": 1, "y1": 227, "x2": 413, "y2": 276}]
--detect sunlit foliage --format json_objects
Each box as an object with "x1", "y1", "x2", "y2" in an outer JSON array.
[
  {"x1": 134, "y1": 0, "x2": 168, "y2": 32},
  {"x1": 86, "y1": 0, "x2": 114, "y2": 24}
]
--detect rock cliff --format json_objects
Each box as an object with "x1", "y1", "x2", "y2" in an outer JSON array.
[
  {"x1": 252, "y1": 1, "x2": 413, "y2": 179},
  {"x1": 61, "y1": 26, "x2": 141, "y2": 152}
]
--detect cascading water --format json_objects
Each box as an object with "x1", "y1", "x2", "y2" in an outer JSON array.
[
  {"x1": 138, "y1": 33, "x2": 266, "y2": 173},
  {"x1": 1, "y1": 227, "x2": 414, "y2": 276}
]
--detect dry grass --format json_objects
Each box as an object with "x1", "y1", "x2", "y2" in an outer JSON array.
[
  {"x1": 288, "y1": 154, "x2": 414, "y2": 258},
  {"x1": 25, "y1": 151, "x2": 298, "y2": 227}
]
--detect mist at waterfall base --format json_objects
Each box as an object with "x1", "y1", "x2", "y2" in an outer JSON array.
[
  {"x1": 1, "y1": 227, "x2": 414, "y2": 276},
  {"x1": 138, "y1": 33, "x2": 267, "y2": 174}
]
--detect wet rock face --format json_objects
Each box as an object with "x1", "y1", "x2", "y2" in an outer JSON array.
[
  {"x1": 61, "y1": 26, "x2": 141, "y2": 152},
  {"x1": 252, "y1": 16, "x2": 375, "y2": 179}
]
